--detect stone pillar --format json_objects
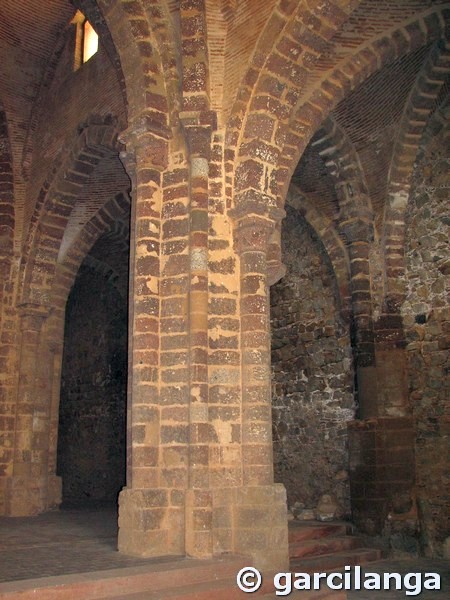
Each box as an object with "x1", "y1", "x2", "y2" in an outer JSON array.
[
  {"x1": 339, "y1": 200, "x2": 378, "y2": 419},
  {"x1": 27, "y1": 315, "x2": 63, "y2": 512},
  {"x1": 373, "y1": 316, "x2": 409, "y2": 418},
  {"x1": 236, "y1": 212, "x2": 278, "y2": 487},
  {"x1": 182, "y1": 118, "x2": 214, "y2": 558},
  {"x1": 376, "y1": 192, "x2": 410, "y2": 418},
  {"x1": 221, "y1": 193, "x2": 289, "y2": 572},
  {"x1": 117, "y1": 121, "x2": 187, "y2": 557},
  {"x1": 45, "y1": 330, "x2": 64, "y2": 509},
  {"x1": 338, "y1": 188, "x2": 416, "y2": 543},
  {"x1": 4, "y1": 303, "x2": 50, "y2": 516},
  {"x1": 0, "y1": 254, "x2": 14, "y2": 515}
]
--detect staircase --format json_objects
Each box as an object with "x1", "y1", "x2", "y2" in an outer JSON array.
[
  {"x1": 0, "y1": 556, "x2": 265, "y2": 600},
  {"x1": 288, "y1": 520, "x2": 381, "y2": 573},
  {"x1": 0, "y1": 522, "x2": 380, "y2": 600}
]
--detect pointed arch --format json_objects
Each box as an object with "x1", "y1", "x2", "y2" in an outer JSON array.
[
  {"x1": 382, "y1": 39, "x2": 450, "y2": 308},
  {"x1": 50, "y1": 191, "x2": 130, "y2": 319},
  {"x1": 228, "y1": 4, "x2": 449, "y2": 221},
  {"x1": 91, "y1": 0, "x2": 181, "y2": 134},
  {"x1": 286, "y1": 184, "x2": 351, "y2": 319},
  {"x1": 311, "y1": 115, "x2": 373, "y2": 222},
  {"x1": 276, "y1": 7, "x2": 449, "y2": 204},
  {"x1": 21, "y1": 119, "x2": 125, "y2": 306},
  {"x1": 41, "y1": 190, "x2": 130, "y2": 511}
]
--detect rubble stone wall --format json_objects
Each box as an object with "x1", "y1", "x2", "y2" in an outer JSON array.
[
  {"x1": 271, "y1": 205, "x2": 355, "y2": 513},
  {"x1": 402, "y1": 106, "x2": 450, "y2": 556}
]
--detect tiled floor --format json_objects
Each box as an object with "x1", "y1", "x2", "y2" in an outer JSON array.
[
  {"x1": 0, "y1": 508, "x2": 448, "y2": 599},
  {"x1": 0, "y1": 507, "x2": 175, "y2": 582}
]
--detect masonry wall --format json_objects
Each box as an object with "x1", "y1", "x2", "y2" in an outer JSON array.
[
  {"x1": 1, "y1": 0, "x2": 449, "y2": 569},
  {"x1": 402, "y1": 107, "x2": 450, "y2": 556},
  {"x1": 57, "y1": 259, "x2": 127, "y2": 507},
  {"x1": 25, "y1": 26, "x2": 126, "y2": 233},
  {"x1": 271, "y1": 205, "x2": 355, "y2": 513}
]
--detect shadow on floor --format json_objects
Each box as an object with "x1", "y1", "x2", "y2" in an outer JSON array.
[
  {"x1": 0, "y1": 509, "x2": 448, "y2": 599},
  {"x1": 0, "y1": 507, "x2": 159, "y2": 582}
]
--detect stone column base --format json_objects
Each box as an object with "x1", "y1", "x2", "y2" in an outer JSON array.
[
  {"x1": 118, "y1": 487, "x2": 185, "y2": 557},
  {"x1": 1, "y1": 475, "x2": 49, "y2": 516},
  {"x1": 212, "y1": 483, "x2": 289, "y2": 572},
  {"x1": 185, "y1": 488, "x2": 213, "y2": 558},
  {"x1": 118, "y1": 484, "x2": 289, "y2": 568}
]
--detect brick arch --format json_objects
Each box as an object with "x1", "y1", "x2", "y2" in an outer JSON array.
[
  {"x1": 308, "y1": 116, "x2": 377, "y2": 368},
  {"x1": 417, "y1": 93, "x2": 450, "y2": 154},
  {"x1": 276, "y1": 8, "x2": 449, "y2": 204},
  {"x1": 91, "y1": 0, "x2": 180, "y2": 132},
  {"x1": 311, "y1": 115, "x2": 372, "y2": 220},
  {"x1": 286, "y1": 184, "x2": 351, "y2": 319},
  {"x1": 382, "y1": 38, "x2": 450, "y2": 309},
  {"x1": 21, "y1": 119, "x2": 124, "y2": 307},
  {"x1": 229, "y1": 4, "x2": 449, "y2": 221},
  {"x1": 50, "y1": 191, "x2": 130, "y2": 324},
  {"x1": 40, "y1": 191, "x2": 130, "y2": 504},
  {"x1": 180, "y1": 0, "x2": 210, "y2": 115},
  {"x1": 0, "y1": 103, "x2": 14, "y2": 267},
  {"x1": 228, "y1": 0, "x2": 359, "y2": 209},
  {"x1": 52, "y1": 201, "x2": 129, "y2": 308}
]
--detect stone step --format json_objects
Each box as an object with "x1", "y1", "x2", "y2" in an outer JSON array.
[
  {"x1": 289, "y1": 535, "x2": 363, "y2": 559},
  {"x1": 101, "y1": 574, "x2": 276, "y2": 600},
  {"x1": 259, "y1": 590, "x2": 346, "y2": 600},
  {"x1": 114, "y1": 582, "x2": 345, "y2": 600},
  {"x1": 288, "y1": 521, "x2": 351, "y2": 544},
  {"x1": 0, "y1": 555, "x2": 250, "y2": 600},
  {"x1": 100, "y1": 579, "x2": 246, "y2": 599},
  {"x1": 290, "y1": 547, "x2": 382, "y2": 574},
  {"x1": 107, "y1": 576, "x2": 346, "y2": 600}
]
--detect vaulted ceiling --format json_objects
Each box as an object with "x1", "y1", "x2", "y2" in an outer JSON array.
[
  {"x1": 0, "y1": 0, "x2": 75, "y2": 145},
  {"x1": 1, "y1": 0, "x2": 449, "y2": 250}
]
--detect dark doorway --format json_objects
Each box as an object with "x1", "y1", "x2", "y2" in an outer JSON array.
[{"x1": 57, "y1": 227, "x2": 129, "y2": 508}]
